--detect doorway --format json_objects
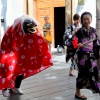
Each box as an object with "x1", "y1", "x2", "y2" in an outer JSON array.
[{"x1": 54, "y1": 7, "x2": 65, "y2": 48}]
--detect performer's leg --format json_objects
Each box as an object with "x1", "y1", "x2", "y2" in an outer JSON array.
[
  {"x1": 13, "y1": 74, "x2": 24, "y2": 94},
  {"x1": 15, "y1": 74, "x2": 23, "y2": 88}
]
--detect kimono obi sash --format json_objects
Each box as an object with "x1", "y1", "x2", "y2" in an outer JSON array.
[{"x1": 82, "y1": 39, "x2": 93, "y2": 52}]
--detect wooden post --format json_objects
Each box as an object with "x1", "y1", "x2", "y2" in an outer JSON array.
[
  {"x1": 96, "y1": 0, "x2": 100, "y2": 38},
  {"x1": 23, "y1": 0, "x2": 28, "y2": 14},
  {"x1": 96, "y1": 0, "x2": 100, "y2": 71},
  {"x1": 65, "y1": 0, "x2": 72, "y2": 28},
  {"x1": 65, "y1": 0, "x2": 72, "y2": 51}
]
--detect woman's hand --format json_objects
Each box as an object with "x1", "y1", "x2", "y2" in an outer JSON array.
[
  {"x1": 43, "y1": 28, "x2": 46, "y2": 31},
  {"x1": 72, "y1": 28, "x2": 79, "y2": 35},
  {"x1": 77, "y1": 43, "x2": 83, "y2": 48}
]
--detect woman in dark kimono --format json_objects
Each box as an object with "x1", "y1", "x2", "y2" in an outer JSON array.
[{"x1": 74, "y1": 12, "x2": 100, "y2": 99}]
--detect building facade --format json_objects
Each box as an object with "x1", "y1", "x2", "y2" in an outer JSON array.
[{"x1": 0, "y1": 0, "x2": 96, "y2": 48}]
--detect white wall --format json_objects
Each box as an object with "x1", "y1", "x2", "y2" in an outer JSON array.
[
  {"x1": 75, "y1": 0, "x2": 96, "y2": 28},
  {"x1": 0, "y1": 0, "x2": 23, "y2": 40},
  {"x1": 11, "y1": 0, "x2": 23, "y2": 23}
]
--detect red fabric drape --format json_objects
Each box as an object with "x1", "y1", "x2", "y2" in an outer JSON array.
[{"x1": 0, "y1": 22, "x2": 53, "y2": 89}]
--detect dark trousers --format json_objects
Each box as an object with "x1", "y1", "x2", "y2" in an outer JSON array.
[
  {"x1": 15, "y1": 75, "x2": 23, "y2": 88},
  {"x1": 4, "y1": 75, "x2": 23, "y2": 90}
]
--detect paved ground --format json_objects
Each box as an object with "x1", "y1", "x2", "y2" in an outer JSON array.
[{"x1": 0, "y1": 48, "x2": 99, "y2": 100}]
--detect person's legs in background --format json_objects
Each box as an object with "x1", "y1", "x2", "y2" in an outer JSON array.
[
  {"x1": 69, "y1": 57, "x2": 76, "y2": 76},
  {"x1": 48, "y1": 43, "x2": 51, "y2": 52}
]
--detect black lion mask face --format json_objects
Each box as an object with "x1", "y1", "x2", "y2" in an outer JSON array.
[{"x1": 23, "y1": 19, "x2": 37, "y2": 34}]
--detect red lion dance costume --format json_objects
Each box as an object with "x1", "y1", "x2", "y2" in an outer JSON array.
[{"x1": 0, "y1": 15, "x2": 53, "y2": 97}]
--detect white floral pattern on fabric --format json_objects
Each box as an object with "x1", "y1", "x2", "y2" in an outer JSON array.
[
  {"x1": 3, "y1": 42, "x2": 6, "y2": 45},
  {"x1": 28, "y1": 70, "x2": 32, "y2": 73},
  {"x1": 20, "y1": 44, "x2": 24, "y2": 47},
  {"x1": 19, "y1": 63, "x2": 23, "y2": 66},
  {"x1": 49, "y1": 59, "x2": 53, "y2": 63},
  {"x1": 21, "y1": 55, "x2": 25, "y2": 59},
  {"x1": 45, "y1": 56, "x2": 47, "y2": 58},
  {"x1": 24, "y1": 47, "x2": 26, "y2": 50},
  {"x1": 30, "y1": 57, "x2": 34, "y2": 60},
  {"x1": 22, "y1": 68, "x2": 25, "y2": 71},
  {"x1": 40, "y1": 46, "x2": 42, "y2": 48},
  {"x1": 40, "y1": 66, "x2": 45, "y2": 71},
  {"x1": 19, "y1": 32, "x2": 22, "y2": 35},
  {"x1": 5, "y1": 70, "x2": 7, "y2": 72},
  {"x1": 9, "y1": 52, "x2": 14, "y2": 57},
  {"x1": 15, "y1": 47, "x2": 19, "y2": 51},
  {"x1": 38, "y1": 39, "x2": 43, "y2": 44},
  {"x1": 39, "y1": 54, "x2": 42, "y2": 57},
  {"x1": 6, "y1": 33, "x2": 9, "y2": 36},
  {"x1": 37, "y1": 69, "x2": 40, "y2": 72},
  {"x1": 1, "y1": 64, "x2": 5, "y2": 68},
  {"x1": 7, "y1": 39, "x2": 10, "y2": 43},
  {"x1": 10, "y1": 74, "x2": 13, "y2": 77},
  {"x1": 28, "y1": 39, "x2": 34, "y2": 43},
  {"x1": 15, "y1": 38, "x2": 17, "y2": 40},
  {"x1": 12, "y1": 60, "x2": 15, "y2": 63},
  {"x1": 1, "y1": 50, "x2": 5, "y2": 54},
  {"x1": 31, "y1": 62, "x2": 34, "y2": 64},
  {"x1": 28, "y1": 45, "x2": 31, "y2": 49},
  {"x1": 2, "y1": 78, "x2": 6, "y2": 84},
  {"x1": 5, "y1": 55, "x2": 8, "y2": 58},
  {"x1": 35, "y1": 60, "x2": 37, "y2": 63},
  {"x1": 34, "y1": 56, "x2": 36, "y2": 59},
  {"x1": 9, "y1": 66, "x2": 14, "y2": 71}
]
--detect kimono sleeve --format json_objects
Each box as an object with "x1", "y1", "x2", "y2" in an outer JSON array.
[
  {"x1": 93, "y1": 29, "x2": 100, "y2": 59},
  {"x1": 75, "y1": 29, "x2": 82, "y2": 43}
]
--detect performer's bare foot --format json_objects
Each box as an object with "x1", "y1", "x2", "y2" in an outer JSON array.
[{"x1": 2, "y1": 89, "x2": 10, "y2": 97}]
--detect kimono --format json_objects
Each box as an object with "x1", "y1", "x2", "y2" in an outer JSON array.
[
  {"x1": 0, "y1": 15, "x2": 53, "y2": 90},
  {"x1": 64, "y1": 24, "x2": 79, "y2": 69},
  {"x1": 75, "y1": 26, "x2": 100, "y2": 93}
]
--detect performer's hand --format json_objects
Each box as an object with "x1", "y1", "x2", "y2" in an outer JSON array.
[{"x1": 77, "y1": 43, "x2": 83, "y2": 48}]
